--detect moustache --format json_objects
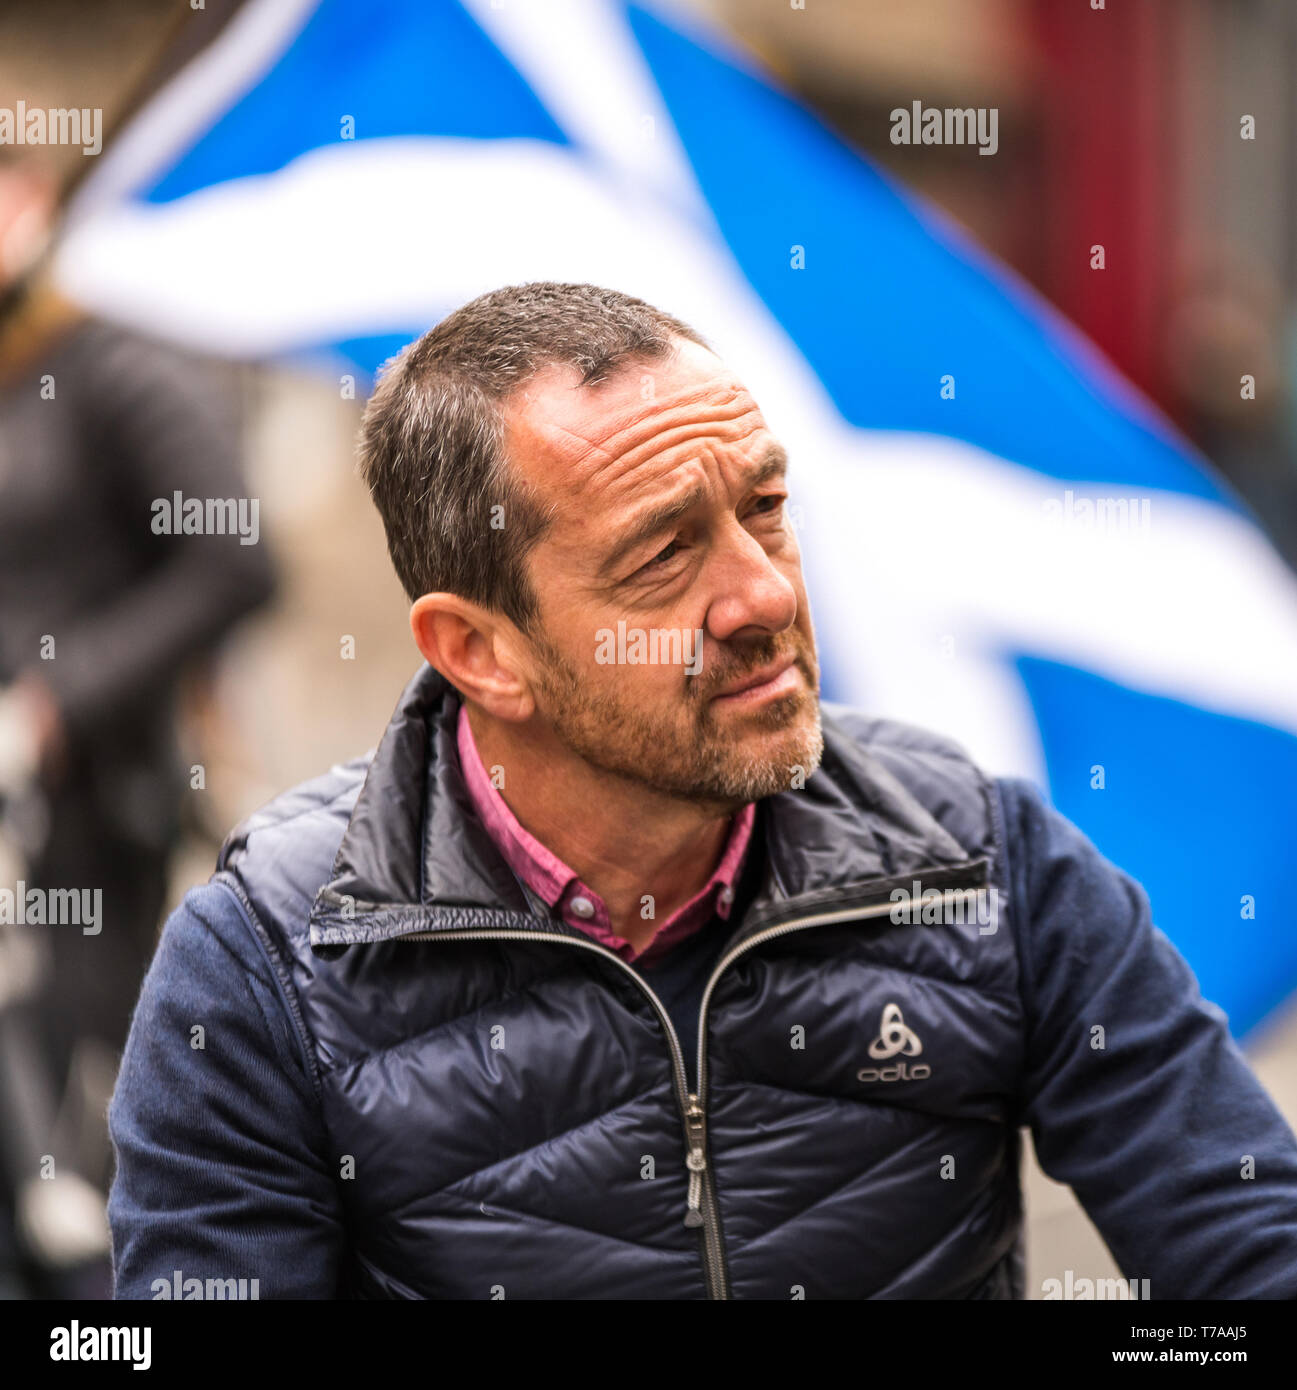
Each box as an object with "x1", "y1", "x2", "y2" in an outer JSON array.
[{"x1": 688, "y1": 633, "x2": 815, "y2": 701}]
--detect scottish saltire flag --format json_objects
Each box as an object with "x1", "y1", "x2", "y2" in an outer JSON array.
[{"x1": 53, "y1": 0, "x2": 1297, "y2": 1037}]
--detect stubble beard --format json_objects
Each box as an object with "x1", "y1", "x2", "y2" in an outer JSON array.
[{"x1": 528, "y1": 629, "x2": 825, "y2": 809}]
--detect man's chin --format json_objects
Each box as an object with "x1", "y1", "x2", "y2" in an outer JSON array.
[
  {"x1": 537, "y1": 664, "x2": 823, "y2": 808},
  {"x1": 687, "y1": 706, "x2": 825, "y2": 807}
]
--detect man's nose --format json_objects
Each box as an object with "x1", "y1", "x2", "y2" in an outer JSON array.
[{"x1": 703, "y1": 521, "x2": 799, "y2": 644}]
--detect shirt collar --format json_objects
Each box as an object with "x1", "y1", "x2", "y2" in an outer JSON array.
[{"x1": 455, "y1": 701, "x2": 753, "y2": 959}]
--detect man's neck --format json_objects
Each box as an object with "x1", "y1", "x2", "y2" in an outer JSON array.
[{"x1": 466, "y1": 704, "x2": 734, "y2": 952}]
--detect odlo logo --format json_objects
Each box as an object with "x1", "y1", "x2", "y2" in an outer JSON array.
[{"x1": 857, "y1": 1003, "x2": 931, "y2": 1083}]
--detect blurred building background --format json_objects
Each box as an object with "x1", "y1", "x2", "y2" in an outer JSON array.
[{"x1": 1, "y1": 0, "x2": 1295, "y2": 1298}]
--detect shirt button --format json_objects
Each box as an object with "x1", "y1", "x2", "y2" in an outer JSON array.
[
  {"x1": 569, "y1": 895, "x2": 596, "y2": 919},
  {"x1": 718, "y1": 886, "x2": 735, "y2": 910}
]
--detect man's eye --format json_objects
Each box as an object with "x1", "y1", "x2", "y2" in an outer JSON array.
[
  {"x1": 640, "y1": 540, "x2": 679, "y2": 572},
  {"x1": 752, "y1": 494, "x2": 785, "y2": 516}
]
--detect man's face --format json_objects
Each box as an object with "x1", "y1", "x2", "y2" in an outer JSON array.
[{"x1": 502, "y1": 337, "x2": 823, "y2": 810}]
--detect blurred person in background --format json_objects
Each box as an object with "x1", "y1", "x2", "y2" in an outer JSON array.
[{"x1": 0, "y1": 150, "x2": 276, "y2": 1298}]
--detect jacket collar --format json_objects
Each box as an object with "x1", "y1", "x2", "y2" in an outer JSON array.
[{"x1": 308, "y1": 663, "x2": 987, "y2": 953}]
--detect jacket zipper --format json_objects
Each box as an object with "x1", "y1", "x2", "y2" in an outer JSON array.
[
  {"x1": 685, "y1": 884, "x2": 988, "y2": 1297},
  {"x1": 388, "y1": 881, "x2": 985, "y2": 1301},
  {"x1": 391, "y1": 927, "x2": 719, "y2": 1290}
]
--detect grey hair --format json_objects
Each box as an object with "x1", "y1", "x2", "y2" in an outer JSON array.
[{"x1": 356, "y1": 281, "x2": 711, "y2": 633}]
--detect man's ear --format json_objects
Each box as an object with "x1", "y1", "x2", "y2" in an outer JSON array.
[{"x1": 410, "y1": 594, "x2": 535, "y2": 722}]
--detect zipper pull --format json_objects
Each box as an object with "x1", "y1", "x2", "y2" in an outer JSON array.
[{"x1": 684, "y1": 1093, "x2": 707, "y2": 1228}]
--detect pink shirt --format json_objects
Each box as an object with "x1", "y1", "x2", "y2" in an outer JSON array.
[{"x1": 456, "y1": 704, "x2": 754, "y2": 965}]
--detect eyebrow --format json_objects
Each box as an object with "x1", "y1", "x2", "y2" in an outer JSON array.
[{"x1": 598, "y1": 441, "x2": 790, "y2": 579}]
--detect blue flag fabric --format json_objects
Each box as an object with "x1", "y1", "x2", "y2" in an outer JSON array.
[{"x1": 56, "y1": 0, "x2": 1297, "y2": 1037}]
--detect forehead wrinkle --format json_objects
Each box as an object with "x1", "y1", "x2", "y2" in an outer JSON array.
[
  {"x1": 520, "y1": 422, "x2": 762, "y2": 539},
  {"x1": 596, "y1": 377, "x2": 759, "y2": 459},
  {"x1": 584, "y1": 399, "x2": 767, "y2": 504},
  {"x1": 505, "y1": 369, "x2": 771, "y2": 560},
  {"x1": 536, "y1": 370, "x2": 759, "y2": 466}
]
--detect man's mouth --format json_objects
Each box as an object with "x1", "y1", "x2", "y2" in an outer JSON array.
[{"x1": 710, "y1": 654, "x2": 801, "y2": 706}]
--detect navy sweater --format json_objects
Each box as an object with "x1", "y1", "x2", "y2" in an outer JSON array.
[{"x1": 105, "y1": 776, "x2": 1297, "y2": 1298}]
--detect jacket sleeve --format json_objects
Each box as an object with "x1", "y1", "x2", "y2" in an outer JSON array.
[
  {"x1": 36, "y1": 328, "x2": 276, "y2": 741},
  {"x1": 998, "y1": 775, "x2": 1297, "y2": 1298},
  {"x1": 107, "y1": 881, "x2": 345, "y2": 1299}
]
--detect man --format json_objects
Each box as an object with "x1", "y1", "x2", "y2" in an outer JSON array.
[{"x1": 107, "y1": 281, "x2": 1297, "y2": 1300}]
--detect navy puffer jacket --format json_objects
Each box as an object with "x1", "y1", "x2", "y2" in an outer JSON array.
[{"x1": 107, "y1": 663, "x2": 1297, "y2": 1299}]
